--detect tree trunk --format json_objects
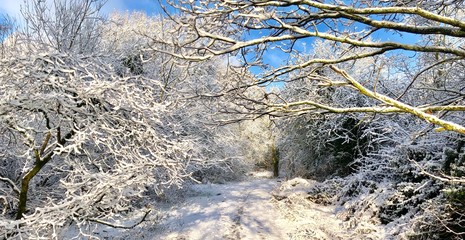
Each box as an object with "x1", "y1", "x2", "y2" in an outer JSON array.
[
  {"x1": 16, "y1": 152, "x2": 53, "y2": 220},
  {"x1": 16, "y1": 132, "x2": 54, "y2": 220},
  {"x1": 272, "y1": 145, "x2": 279, "y2": 178}
]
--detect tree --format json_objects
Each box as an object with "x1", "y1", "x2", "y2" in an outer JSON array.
[
  {"x1": 157, "y1": 0, "x2": 465, "y2": 135},
  {"x1": 20, "y1": 0, "x2": 106, "y2": 53},
  {"x1": 1, "y1": 6, "x2": 270, "y2": 237},
  {"x1": 0, "y1": 15, "x2": 15, "y2": 55},
  {"x1": 156, "y1": 1, "x2": 465, "y2": 238},
  {"x1": 101, "y1": 11, "x2": 272, "y2": 183},
  {"x1": 0, "y1": 2, "x2": 203, "y2": 238},
  {"x1": 0, "y1": 43, "x2": 201, "y2": 238}
]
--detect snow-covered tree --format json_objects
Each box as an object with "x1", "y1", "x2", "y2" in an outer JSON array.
[
  {"x1": 156, "y1": 0, "x2": 465, "y2": 134},
  {"x1": 0, "y1": 42, "x2": 203, "y2": 238},
  {"x1": 1, "y1": 4, "x2": 274, "y2": 237},
  {"x1": 0, "y1": 15, "x2": 15, "y2": 55},
  {"x1": 1, "y1": 2, "x2": 207, "y2": 238},
  {"x1": 155, "y1": 0, "x2": 465, "y2": 238},
  {"x1": 20, "y1": 0, "x2": 106, "y2": 53}
]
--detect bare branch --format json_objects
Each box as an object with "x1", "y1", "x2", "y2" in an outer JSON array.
[{"x1": 86, "y1": 209, "x2": 152, "y2": 229}]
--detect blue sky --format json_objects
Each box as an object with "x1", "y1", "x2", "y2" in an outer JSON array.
[
  {"x1": 0, "y1": 0, "x2": 160, "y2": 18},
  {"x1": 0, "y1": 1, "x2": 420, "y2": 59},
  {"x1": 1, "y1": 0, "x2": 420, "y2": 79}
]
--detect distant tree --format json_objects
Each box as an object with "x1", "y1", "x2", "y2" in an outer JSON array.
[
  {"x1": 101, "y1": 12, "x2": 272, "y2": 183},
  {"x1": 20, "y1": 0, "x2": 106, "y2": 53}
]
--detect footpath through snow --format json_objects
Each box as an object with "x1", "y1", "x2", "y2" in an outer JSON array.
[
  {"x1": 151, "y1": 171, "x2": 349, "y2": 240},
  {"x1": 74, "y1": 171, "x2": 358, "y2": 239}
]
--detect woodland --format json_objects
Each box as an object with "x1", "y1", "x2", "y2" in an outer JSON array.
[{"x1": 1, "y1": 0, "x2": 465, "y2": 239}]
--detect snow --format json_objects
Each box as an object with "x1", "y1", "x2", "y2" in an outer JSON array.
[
  {"x1": 60, "y1": 171, "x2": 390, "y2": 239},
  {"x1": 153, "y1": 172, "x2": 289, "y2": 239},
  {"x1": 70, "y1": 172, "x2": 360, "y2": 240}
]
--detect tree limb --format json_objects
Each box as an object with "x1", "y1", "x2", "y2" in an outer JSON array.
[{"x1": 330, "y1": 65, "x2": 465, "y2": 135}]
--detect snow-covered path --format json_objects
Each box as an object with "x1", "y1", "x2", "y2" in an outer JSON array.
[
  {"x1": 61, "y1": 172, "x2": 382, "y2": 239},
  {"x1": 152, "y1": 172, "x2": 347, "y2": 240},
  {"x1": 155, "y1": 178, "x2": 287, "y2": 239}
]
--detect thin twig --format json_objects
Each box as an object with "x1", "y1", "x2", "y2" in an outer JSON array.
[{"x1": 87, "y1": 209, "x2": 152, "y2": 229}]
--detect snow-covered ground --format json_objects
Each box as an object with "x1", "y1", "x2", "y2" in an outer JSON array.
[
  {"x1": 63, "y1": 171, "x2": 370, "y2": 239},
  {"x1": 152, "y1": 171, "x2": 288, "y2": 240}
]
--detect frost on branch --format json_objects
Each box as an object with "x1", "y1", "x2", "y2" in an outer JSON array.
[{"x1": 0, "y1": 45, "x2": 199, "y2": 238}]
